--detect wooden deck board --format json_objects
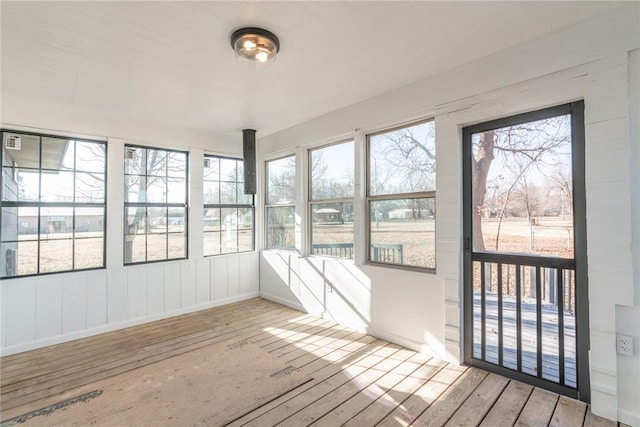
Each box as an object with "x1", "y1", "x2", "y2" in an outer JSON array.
[
  {"x1": 480, "y1": 380, "x2": 533, "y2": 426},
  {"x1": 549, "y1": 396, "x2": 588, "y2": 427},
  {"x1": 516, "y1": 387, "x2": 560, "y2": 426},
  {"x1": 411, "y1": 367, "x2": 489, "y2": 427},
  {"x1": 0, "y1": 297, "x2": 613, "y2": 426},
  {"x1": 343, "y1": 357, "x2": 447, "y2": 426},
  {"x1": 445, "y1": 372, "x2": 510, "y2": 426},
  {"x1": 583, "y1": 408, "x2": 617, "y2": 427}
]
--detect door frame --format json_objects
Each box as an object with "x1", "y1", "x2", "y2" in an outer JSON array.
[{"x1": 462, "y1": 101, "x2": 590, "y2": 402}]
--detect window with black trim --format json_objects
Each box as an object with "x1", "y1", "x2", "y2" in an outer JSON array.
[
  {"x1": 367, "y1": 119, "x2": 436, "y2": 270},
  {"x1": 309, "y1": 140, "x2": 354, "y2": 259},
  {"x1": 124, "y1": 145, "x2": 188, "y2": 264},
  {"x1": 265, "y1": 155, "x2": 296, "y2": 250},
  {"x1": 1, "y1": 130, "x2": 106, "y2": 277},
  {"x1": 203, "y1": 155, "x2": 254, "y2": 256}
]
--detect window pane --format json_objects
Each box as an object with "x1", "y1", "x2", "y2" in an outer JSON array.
[
  {"x1": 168, "y1": 233, "x2": 186, "y2": 259},
  {"x1": 1, "y1": 207, "x2": 19, "y2": 241},
  {"x1": 369, "y1": 121, "x2": 435, "y2": 196},
  {"x1": 41, "y1": 170, "x2": 74, "y2": 202},
  {"x1": 147, "y1": 176, "x2": 167, "y2": 203},
  {"x1": 220, "y1": 208, "x2": 238, "y2": 253},
  {"x1": 3, "y1": 132, "x2": 40, "y2": 169},
  {"x1": 220, "y1": 158, "x2": 238, "y2": 182},
  {"x1": 266, "y1": 206, "x2": 295, "y2": 249},
  {"x1": 74, "y1": 207, "x2": 104, "y2": 237},
  {"x1": 267, "y1": 156, "x2": 295, "y2": 205},
  {"x1": 369, "y1": 198, "x2": 435, "y2": 269},
  {"x1": 2, "y1": 167, "x2": 39, "y2": 201},
  {"x1": 2, "y1": 206, "x2": 38, "y2": 238},
  {"x1": 75, "y1": 173, "x2": 105, "y2": 203},
  {"x1": 125, "y1": 207, "x2": 147, "y2": 263},
  {"x1": 148, "y1": 207, "x2": 167, "y2": 233},
  {"x1": 21, "y1": 207, "x2": 39, "y2": 238},
  {"x1": 147, "y1": 233, "x2": 167, "y2": 261},
  {"x1": 75, "y1": 238, "x2": 104, "y2": 269},
  {"x1": 311, "y1": 141, "x2": 354, "y2": 200},
  {"x1": 125, "y1": 175, "x2": 145, "y2": 203},
  {"x1": 238, "y1": 189, "x2": 253, "y2": 205},
  {"x1": 238, "y1": 208, "x2": 254, "y2": 252},
  {"x1": 125, "y1": 147, "x2": 146, "y2": 175},
  {"x1": 203, "y1": 180, "x2": 220, "y2": 204},
  {"x1": 167, "y1": 152, "x2": 186, "y2": 178},
  {"x1": 75, "y1": 141, "x2": 105, "y2": 173},
  {"x1": 167, "y1": 177, "x2": 186, "y2": 204},
  {"x1": 220, "y1": 181, "x2": 237, "y2": 204},
  {"x1": 311, "y1": 202, "x2": 353, "y2": 258},
  {"x1": 40, "y1": 207, "x2": 73, "y2": 238},
  {"x1": 204, "y1": 232, "x2": 221, "y2": 256},
  {"x1": 1, "y1": 166, "x2": 19, "y2": 201},
  {"x1": 168, "y1": 207, "x2": 186, "y2": 232},
  {"x1": 41, "y1": 137, "x2": 73, "y2": 170},
  {"x1": 204, "y1": 157, "x2": 220, "y2": 180},
  {"x1": 40, "y1": 238, "x2": 73, "y2": 273},
  {"x1": 204, "y1": 208, "x2": 221, "y2": 232},
  {"x1": 204, "y1": 208, "x2": 221, "y2": 256},
  {"x1": 1, "y1": 241, "x2": 37, "y2": 276},
  {"x1": 147, "y1": 149, "x2": 167, "y2": 176}
]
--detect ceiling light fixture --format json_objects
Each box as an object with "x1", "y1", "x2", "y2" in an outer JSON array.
[{"x1": 230, "y1": 27, "x2": 280, "y2": 64}]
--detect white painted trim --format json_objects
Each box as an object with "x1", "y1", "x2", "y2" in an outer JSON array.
[
  {"x1": 259, "y1": 291, "x2": 318, "y2": 316},
  {"x1": 0, "y1": 292, "x2": 259, "y2": 356},
  {"x1": 260, "y1": 290, "x2": 450, "y2": 362},
  {"x1": 618, "y1": 408, "x2": 640, "y2": 427}
]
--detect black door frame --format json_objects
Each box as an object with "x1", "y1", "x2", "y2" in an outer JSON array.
[{"x1": 462, "y1": 101, "x2": 590, "y2": 402}]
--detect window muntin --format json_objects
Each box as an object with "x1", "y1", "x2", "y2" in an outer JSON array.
[
  {"x1": 203, "y1": 156, "x2": 254, "y2": 256},
  {"x1": 367, "y1": 120, "x2": 436, "y2": 270},
  {"x1": 309, "y1": 140, "x2": 354, "y2": 258},
  {"x1": 0, "y1": 130, "x2": 106, "y2": 278},
  {"x1": 124, "y1": 145, "x2": 188, "y2": 264},
  {"x1": 265, "y1": 155, "x2": 295, "y2": 250}
]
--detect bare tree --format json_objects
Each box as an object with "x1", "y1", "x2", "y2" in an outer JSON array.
[
  {"x1": 471, "y1": 117, "x2": 571, "y2": 251},
  {"x1": 124, "y1": 149, "x2": 186, "y2": 263},
  {"x1": 379, "y1": 126, "x2": 436, "y2": 195}
]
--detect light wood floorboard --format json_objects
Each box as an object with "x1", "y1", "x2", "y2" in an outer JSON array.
[{"x1": 0, "y1": 297, "x2": 622, "y2": 426}]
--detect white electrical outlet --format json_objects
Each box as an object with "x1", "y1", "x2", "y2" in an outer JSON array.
[{"x1": 616, "y1": 334, "x2": 634, "y2": 356}]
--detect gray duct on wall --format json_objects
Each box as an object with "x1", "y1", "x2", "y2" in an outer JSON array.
[{"x1": 242, "y1": 129, "x2": 256, "y2": 194}]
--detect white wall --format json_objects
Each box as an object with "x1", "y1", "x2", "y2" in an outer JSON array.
[
  {"x1": 257, "y1": 5, "x2": 639, "y2": 424},
  {"x1": 0, "y1": 120, "x2": 260, "y2": 356}
]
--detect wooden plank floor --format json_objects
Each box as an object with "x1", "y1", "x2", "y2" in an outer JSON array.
[{"x1": 0, "y1": 297, "x2": 620, "y2": 426}]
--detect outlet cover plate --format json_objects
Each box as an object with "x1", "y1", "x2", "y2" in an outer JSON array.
[{"x1": 616, "y1": 334, "x2": 634, "y2": 356}]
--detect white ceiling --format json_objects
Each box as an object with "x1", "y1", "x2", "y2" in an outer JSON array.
[{"x1": 0, "y1": 1, "x2": 625, "y2": 138}]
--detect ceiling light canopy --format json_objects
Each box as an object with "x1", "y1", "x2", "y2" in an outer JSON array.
[{"x1": 231, "y1": 27, "x2": 280, "y2": 64}]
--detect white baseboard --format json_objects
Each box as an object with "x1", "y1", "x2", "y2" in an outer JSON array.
[
  {"x1": 259, "y1": 292, "x2": 321, "y2": 317},
  {"x1": 618, "y1": 408, "x2": 640, "y2": 426},
  {"x1": 259, "y1": 291, "x2": 444, "y2": 360},
  {"x1": 0, "y1": 292, "x2": 260, "y2": 356}
]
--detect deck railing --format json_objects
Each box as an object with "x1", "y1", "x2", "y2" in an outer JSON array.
[
  {"x1": 277, "y1": 242, "x2": 404, "y2": 264},
  {"x1": 471, "y1": 251, "x2": 577, "y2": 390}
]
